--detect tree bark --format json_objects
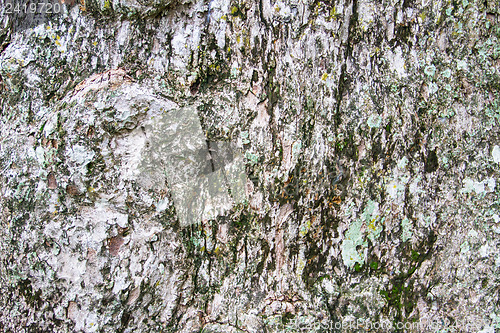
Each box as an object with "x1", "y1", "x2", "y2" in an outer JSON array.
[{"x1": 0, "y1": 0, "x2": 499, "y2": 331}]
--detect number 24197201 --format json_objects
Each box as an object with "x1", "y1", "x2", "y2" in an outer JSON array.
[{"x1": 5, "y1": 2, "x2": 62, "y2": 14}]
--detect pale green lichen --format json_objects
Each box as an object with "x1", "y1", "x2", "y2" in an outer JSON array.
[
  {"x1": 367, "y1": 114, "x2": 382, "y2": 128},
  {"x1": 460, "y1": 241, "x2": 470, "y2": 254},
  {"x1": 424, "y1": 64, "x2": 436, "y2": 77},
  {"x1": 292, "y1": 141, "x2": 302, "y2": 155},
  {"x1": 245, "y1": 151, "x2": 259, "y2": 165},
  {"x1": 240, "y1": 131, "x2": 250, "y2": 144},
  {"x1": 401, "y1": 218, "x2": 412, "y2": 242},
  {"x1": 341, "y1": 217, "x2": 366, "y2": 269},
  {"x1": 341, "y1": 200, "x2": 380, "y2": 268}
]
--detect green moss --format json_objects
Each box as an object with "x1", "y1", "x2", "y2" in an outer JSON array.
[
  {"x1": 229, "y1": 4, "x2": 247, "y2": 19},
  {"x1": 103, "y1": 0, "x2": 112, "y2": 11},
  {"x1": 354, "y1": 262, "x2": 363, "y2": 272},
  {"x1": 336, "y1": 140, "x2": 345, "y2": 151},
  {"x1": 380, "y1": 282, "x2": 414, "y2": 322},
  {"x1": 411, "y1": 250, "x2": 419, "y2": 262},
  {"x1": 18, "y1": 278, "x2": 43, "y2": 310}
]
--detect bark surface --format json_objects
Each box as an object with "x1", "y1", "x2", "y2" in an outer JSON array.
[{"x1": 0, "y1": 0, "x2": 499, "y2": 331}]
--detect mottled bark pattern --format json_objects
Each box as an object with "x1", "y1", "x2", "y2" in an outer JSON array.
[{"x1": 0, "y1": 0, "x2": 499, "y2": 332}]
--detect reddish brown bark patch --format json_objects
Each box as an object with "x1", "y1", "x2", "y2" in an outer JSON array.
[
  {"x1": 108, "y1": 236, "x2": 124, "y2": 256},
  {"x1": 47, "y1": 172, "x2": 58, "y2": 189},
  {"x1": 66, "y1": 184, "x2": 80, "y2": 196}
]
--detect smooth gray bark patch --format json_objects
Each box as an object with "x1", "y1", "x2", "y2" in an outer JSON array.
[{"x1": 141, "y1": 106, "x2": 247, "y2": 226}]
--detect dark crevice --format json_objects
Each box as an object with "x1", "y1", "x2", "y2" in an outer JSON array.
[
  {"x1": 334, "y1": 0, "x2": 358, "y2": 148},
  {"x1": 424, "y1": 149, "x2": 439, "y2": 173},
  {"x1": 190, "y1": 75, "x2": 201, "y2": 95},
  {"x1": 258, "y1": 0, "x2": 269, "y2": 28},
  {"x1": 0, "y1": 42, "x2": 10, "y2": 55},
  {"x1": 345, "y1": 0, "x2": 359, "y2": 59},
  {"x1": 334, "y1": 63, "x2": 347, "y2": 143}
]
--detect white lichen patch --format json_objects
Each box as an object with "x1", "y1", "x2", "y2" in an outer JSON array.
[
  {"x1": 401, "y1": 218, "x2": 413, "y2": 242},
  {"x1": 479, "y1": 243, "x2": 490, "y2": 258},
  {"x1": 66, "y1": 145, "x2": 95, "y2": 175},
  {"x1": 358, "y1": 0, "x2": 375, "y2": 31},
  {"x1": 273, "y1": 1, "x2": 292, "y2": 21},
  {"x1": 460, "y1": 177, "x2": 496, "y2": 195},
  {"x1": 57, "y1": 252, "x2": 87, "y2": 283},
  {"x1": 113, "y1": 128, "x2": 149, "y2": 180},
  {"x1": 409, "y1": 176, "x2": 422, "y2": 195},
  {"x1": 397, "y1": 156, "x2": 408, "y2": 169},
  {"x1": 386, "y1": 180, "x2": 404, "y2": 199},
  {"x1": 35, "y1": 146, "x2": 46, "y2": 166},
  {"x1": 208, "y1": 0, "x2": 230, "y2": 48},
  {"x1": 388, "y1": 46, "x2": 406, "y2": 78},
  {"x1": 492, "y1": 145, "x2": 500, "y2": 164},
  {"x1": 456, "y1": 59, "x2": 468, "y2": 71}
]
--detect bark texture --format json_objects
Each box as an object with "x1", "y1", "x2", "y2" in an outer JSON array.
[{"x1": 0, "y1": 0, "x2": 500, "y2": 331}]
